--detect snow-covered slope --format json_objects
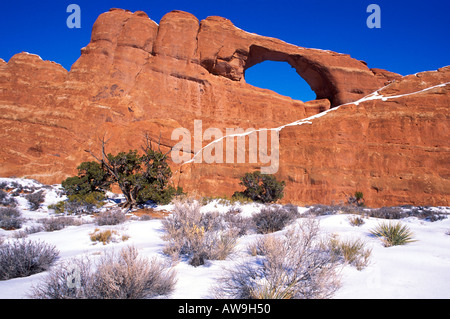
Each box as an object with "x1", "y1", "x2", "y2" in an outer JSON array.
[{"x1": 0, "y1": 178, "x2": 449, "y2": 299}]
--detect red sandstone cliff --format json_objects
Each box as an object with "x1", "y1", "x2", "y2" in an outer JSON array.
[{"x1": 0, "y1": 9, "x2": 448, "y2": 207}]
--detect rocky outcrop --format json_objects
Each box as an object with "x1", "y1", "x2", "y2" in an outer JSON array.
[
  {"x1": 0, "y1": 9, "x2": 448, "y2": 207},
  {"x1": 179, "y1": 67, "x2": 450, "y2": 207}
]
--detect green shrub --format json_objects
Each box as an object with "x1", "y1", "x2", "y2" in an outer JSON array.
[
  {"x1": 49, "y1": 192, "x2": 105, "y2": 215},
  {"x1": 370, "y1": 222, "x2": 416, "y2": 247},
  {"x1": 62, "y1": 161, "x2": 112, "y2": 196},
  {"x1": 348, "y1": 191, "x2": 365, "y2": 207},
  {"x1": 137, "y1": 184, "x2": 183, "y2": 206},
  {"x1": 69, "y1": 137, "x2": 184, "y2": 208},
  {"x1": 234, "y1": 171, "x2": 285, "y2": 204}
]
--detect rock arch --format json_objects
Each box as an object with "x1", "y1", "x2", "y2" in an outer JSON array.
[
  {"x1": 244, "y1": 58, "x2": 317, "y2": 101},
  {"x1": 196, "y1": 15, "x2": 394, "y2": 107},
  {"x1": 244, "y1": 44, "x2": 330, "y2": 104}
]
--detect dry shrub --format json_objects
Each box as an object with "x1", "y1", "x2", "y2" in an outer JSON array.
[
  {"x1": 91, "y1": 246, "x2": 176, "y2": 298},
  {"x1": 347, "y1": 215, "x2": 365, "y2": 227},
  {"x1": 26, "y1": 190, "x2": 45, "y2": 211},
  {"x1": 30, "y1": 246, "x2": 176, "y2": 299},
  {"x1": 0, "y1": 239, "x2": 59, "y2": 280},
  {"x1": 0, "y1": 189, "x2": 17, "y2": 207},
  {"x1": 252, "y1": 205, "x2": 299, "y2": 234},
  {"x1": 0, "y1": 207, "x2": 23, "y2": 230},
  {"x1": 39, "y1": 216, "x2": 83, "y2": 232},
  {"x1": 89, "y1": 229, "x2": 129, "y2": 245},
  {"x1": 162, "y1": 199, "x2": 238, "y2": 266},
  {"x1": 215, "y1": 218, "x2": 341, "y2": 299},
  {"x1": 90, "y1": 229, "x2": 115, "y2": 245},
  {"x1": 95, "y1": 208, "x2": 127, "y2": 226}
]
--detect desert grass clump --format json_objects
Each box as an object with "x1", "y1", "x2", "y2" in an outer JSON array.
[
  {"x1": 89, "y1": 228, "x2": 129, "y2": 245},
  {"x1": 327, "y1": 236, "x2": 371, "y2": 270},
  {"x1": 215, "y1": 218, "x2": 341, "y2": 299},
  {"x1": 370, "y1": 221, "x2": 416, "y2": 247},
  {"x1": 162, "y1": 199, "x2": 238, "y2": 266},
  {"x1": 0, "y1": 239, "x2": 59, "y2": 280},
  {"x1": 90, "y1": 229, "x2": 116, "y2": 245},
  {"x1": 30, "y1": 246, "x2": 176, "y2": 299},
  {"x1": 347, "y1": 215, "x2": 365, "y2": 227}
]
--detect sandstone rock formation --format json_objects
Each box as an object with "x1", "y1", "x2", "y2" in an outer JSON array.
[{"x1": 0, "y1": 8, "x2": 448, "y2": 207}]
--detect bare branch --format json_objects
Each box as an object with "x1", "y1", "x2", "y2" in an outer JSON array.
[{"x1": 142, "y1": 131, "x2": 153, "y2": 153}]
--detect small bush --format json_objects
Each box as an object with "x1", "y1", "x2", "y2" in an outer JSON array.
[
  {"x1": 370, "y1": 222, "x2": 416, "y2": 247},
  {"x1": 403, "y1": 206, "x2": 447, "y2": 222},
  {"x1": 26, "y1": 190, "x2": 45, "y2": 211},
  {"x1": 0, "y1": 190, "x2": 17, "y2": 207},
  {"x1": 305, "y1": 205, "x2": 341, "y2": 216},
  {"x1": 0, "y1": 207, "x2": 23, "y2": 230},
  {"x1": 0, "y1": 239, "x2": 59, "y2": 280},
  {"x1": 235, "y1": 171, "x2": 285, "y2": 204},
  {"x1": 39, "y1": 216, "x2": 82, "y2": 232},
  {"x1": 11, "y1": 225, "x2": 44, "y2": 239},
  {"x1": 229, "y1": 192, "x2": 253, "y2": 204},
  {"x1": 162, "y1": 200, "x2": 238, "y2": 266},
  {"x1": 30, "y1": 246, "x2": 176, "y2": 299},
  {"x1": 368, "y1": 207, "x2": 405, "y2": 219},
  {"x1": 29, "y1": 256, "x2": 95, "y2": 299},
  {"x1": 95, "y1": 208, "x2": 127, "y2": 226},
  {"x1": 223, "y1": 209, "x2": 254, "y2": 236},
  {"x1": 215, "y1": 219, "x2": 341, "y2": 299},
  {"x1": 252, "y1": 206, "x2": 299, "y2": 234},
  {"x1": 49, "y1": 192, "x2": 106, "y2": 215}
]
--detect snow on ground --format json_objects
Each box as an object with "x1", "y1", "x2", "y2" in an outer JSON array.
[{"x1": 0, "y1": 177, "x2": 449, "y2": 299}]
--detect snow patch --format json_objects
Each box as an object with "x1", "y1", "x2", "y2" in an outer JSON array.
[{"x1": 1, "y1": 178, "x2": 449, "y2": 299}]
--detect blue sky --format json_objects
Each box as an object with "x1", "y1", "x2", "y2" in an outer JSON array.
[{"x1": 1, "y1": 0, "x2": 448, "y2": 101}]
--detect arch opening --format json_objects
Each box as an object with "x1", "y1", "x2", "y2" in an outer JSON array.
[{"x1": 244, "y1": 60, "x2": 317, "y2": 102}]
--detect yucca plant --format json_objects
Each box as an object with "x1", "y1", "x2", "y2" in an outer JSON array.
[{"x1": 370, "y1": 222, "x2": 416, "y2": 247}]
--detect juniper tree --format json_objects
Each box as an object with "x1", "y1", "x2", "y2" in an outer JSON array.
[{"x1": 84, "y1": 134, "x2": 181, "y2": 208}]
